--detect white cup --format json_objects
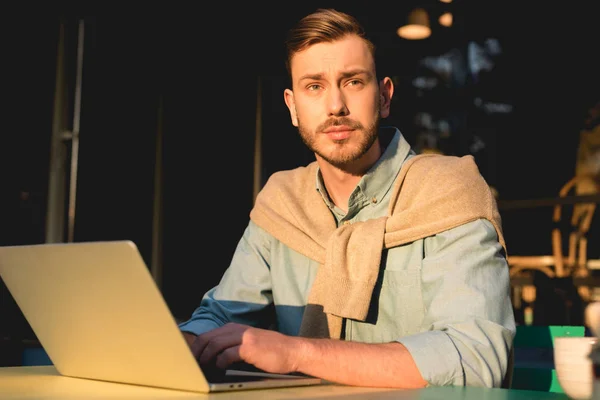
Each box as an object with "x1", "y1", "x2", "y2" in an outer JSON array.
[{"x1": 554, "y1": 336, "x2": 597, "y2": 400}]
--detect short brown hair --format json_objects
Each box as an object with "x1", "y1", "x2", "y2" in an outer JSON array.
[{"x1": 284, "y1": 8, "x2": 377, "y2": 82}]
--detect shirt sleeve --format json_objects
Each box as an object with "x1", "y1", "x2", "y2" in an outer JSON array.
[
  {"x1": 178, "y1": 220, "x2": 274, "y2": 336},
  {"x1": 397, "y1": 219, "x2": 516, "y2": 388}
]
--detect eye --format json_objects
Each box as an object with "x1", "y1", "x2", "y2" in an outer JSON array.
[
  {"x1": 347, "y1": 79, "x2": 363, "y2": 87},
  {"x1": 307, "y1": 84, "x2": 322, "y2": 91}
]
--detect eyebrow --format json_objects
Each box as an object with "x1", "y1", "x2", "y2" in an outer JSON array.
[{"x1": 298, "y1": 68, "x2": 372, "y2": 83}]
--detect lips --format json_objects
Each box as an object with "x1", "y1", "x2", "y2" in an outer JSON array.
[
  {"x1": 323, "y1": 127, "x2": 353, "y2": 140},
  {"x1": 322, "y1": 126, "x2": 353, "y2": 133}
]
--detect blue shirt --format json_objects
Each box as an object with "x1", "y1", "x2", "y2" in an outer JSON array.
[{"x1": 179, "y1": 127, "x2": 516, "y2": 388}]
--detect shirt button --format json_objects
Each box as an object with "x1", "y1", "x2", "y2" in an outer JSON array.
[
  {"x1": 343, "y1": 221, "x2": 351, "y2": 225},
  {"x1": 371, "y1": 197, "x2": 378, "y2": 204}
]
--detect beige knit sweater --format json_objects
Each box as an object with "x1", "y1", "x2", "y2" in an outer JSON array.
[{"x1": 250, "y1": 153, "x2": 506, "y2": 339}]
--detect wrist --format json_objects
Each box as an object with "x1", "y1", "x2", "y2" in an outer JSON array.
[{"x1": 290, "y1": 336, "x2": 313, "y2": 374}]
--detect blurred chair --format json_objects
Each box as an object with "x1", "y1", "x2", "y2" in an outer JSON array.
[
  {"x1": 509, "y1": 101, "x2": 600, "y2": 316},
  {"x1": 510, "y1": 325, "x2": 585, "y2": 393},
  {"x1": 507, "y1": 174, "x2": 599, "y2": 317}
]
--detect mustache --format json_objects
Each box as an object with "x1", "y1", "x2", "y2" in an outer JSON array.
[{"x1": 317, "y1": 117, "x2": 363, "y2": 132}]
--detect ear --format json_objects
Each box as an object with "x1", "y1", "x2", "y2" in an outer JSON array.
[
  {"x1": 284, "y1": 89, "x2": 299, "y2": 127},
  {"x1": 379, "y1": 77, "x2": 394, "y2": 118}
]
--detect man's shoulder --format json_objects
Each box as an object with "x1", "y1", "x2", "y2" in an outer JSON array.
[
  {"x1": 263, "y1": 161, "x2": 319, "y2": 190},
  {"x1": 405, "y1": 153, "x2": 478, "y2": 171},
  {"x1": 392, "y1": 153, "x2": 491, "y2": 210},
  {"x1": 402, "y1": 153, "x2": 482, "y2": 184}
]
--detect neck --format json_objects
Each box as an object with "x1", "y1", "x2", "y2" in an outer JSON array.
[
  {"x1": 318, "y1": 168, "x2": 361, "y2": 213},
  {"x1": 317, "y1": 139, "x2": 382, "y2": 213}
]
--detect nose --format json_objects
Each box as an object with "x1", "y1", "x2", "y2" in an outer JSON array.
[{"x1": 327, "y1": 87, "x2": 349, "y2": 117}]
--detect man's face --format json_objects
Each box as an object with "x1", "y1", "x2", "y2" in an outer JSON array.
[{"x1": 284, "y1": 35, "x2": 391, "y2": 169}]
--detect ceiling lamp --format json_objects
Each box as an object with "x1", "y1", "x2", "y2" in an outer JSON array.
[
  {"x1": 439, "y1": 0, "x2": 452, "y2": 3},
  {"x1": 397, "y1": 8, "x2": 431, "y2": 40},
  {"x1": 439, "y1": 12, "x2": 453, "y2": 27}
]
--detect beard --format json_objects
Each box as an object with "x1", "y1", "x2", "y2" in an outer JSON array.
[{"x1": 297, "y1": 113, "x2": 380, "y2": 170}]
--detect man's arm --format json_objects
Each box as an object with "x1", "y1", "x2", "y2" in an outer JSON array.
[
  {"x1": 396, "y1": 219, "x2": 516, "y2": 387},
  {"x1": 295, "y1": 337, "x2": 426, "y2": 388},
  {"x1": 190, "y1": 322, "x2": 427, "y2": 388}
]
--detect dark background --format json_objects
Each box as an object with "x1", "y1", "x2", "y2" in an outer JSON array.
[{"x1": 1, "y1": 1, "x2": 599, "y2": 349}]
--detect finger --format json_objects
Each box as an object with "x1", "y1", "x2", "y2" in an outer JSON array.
[
  {"x1": 191, "y1": 323, "x2": 237, "y2": 358},
  {"x1": 182, "y1": 332, "x2": 197, "y2": 348},
  {"x1": 190, "y1": 335, "x2": 210, "y2": 359},
  {"x1": 215, "y1": 345, "x2": 243, "y2": 369},
  {"x1": 198, "y1": 330, "x2": 244, "y2": 365}
]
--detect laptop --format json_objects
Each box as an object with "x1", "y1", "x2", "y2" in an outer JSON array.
[{"x1": 0, "y1": 240, "x2": 325, "y2": 393}]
